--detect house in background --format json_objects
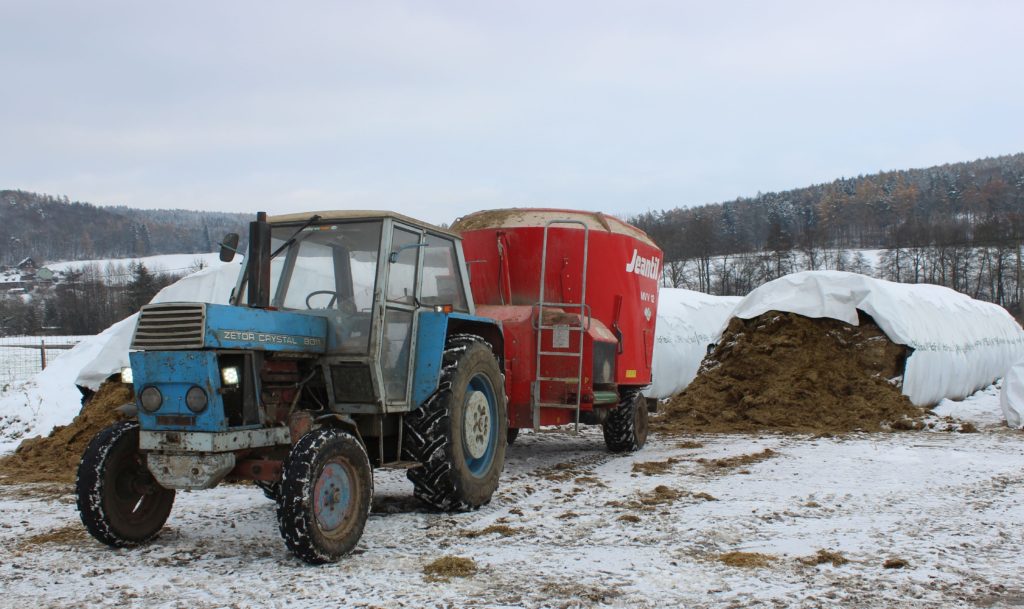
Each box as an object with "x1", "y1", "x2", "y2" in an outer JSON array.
[
  {"x1": 16, "y1": 257, "x2": 37, "y2": 279},
  {"x1": 0, "y1": 258, "x2": 56, "y2": 293}
]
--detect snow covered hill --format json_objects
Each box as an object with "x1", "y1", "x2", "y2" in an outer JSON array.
[{"x1": 46, "y1": 252, "x2": 228, "y2": 277}]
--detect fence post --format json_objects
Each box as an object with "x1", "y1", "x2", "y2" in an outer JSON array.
[{"x1": 40, "y1": 338, "x2": 46, "y2": 370}]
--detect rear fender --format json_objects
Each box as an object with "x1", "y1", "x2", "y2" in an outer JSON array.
[
  {"x1": 447, "y1": 316, "x2": 504, "y2": 365},
  {"x1": 411, "y1": 311, "x2": 503, "y2": 409}
]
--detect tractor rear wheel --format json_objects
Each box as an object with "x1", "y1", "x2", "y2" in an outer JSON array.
[
  {"x1": 277, "y1": 428, "x2": 372, "y2": 564},
  {"x1": 76, "y1": 421, "x2": 175, "y2": 547},
  {"x1": 404, "y1": 335, "x2": 507, "y2": 511},
  {"x1": 602, "y1": 391, "x2": 649, "y2": 452}
]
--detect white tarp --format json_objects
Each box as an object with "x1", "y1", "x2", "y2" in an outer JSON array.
[
  {"x1": 1000, "y1": 361, "x2": 1024, "y2": 428},
  {"x1": 645, "y1": 289, "x2": 742, "y2": 400},
  {"x1": 730, "y1": 270, "x2": 1024, "y2": 407}
]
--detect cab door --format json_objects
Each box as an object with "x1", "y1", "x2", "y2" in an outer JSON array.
[{"x1": 379, "y1": 222, "x2": 423, "y2": 409}]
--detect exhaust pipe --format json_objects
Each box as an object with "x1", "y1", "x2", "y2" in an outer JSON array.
[{"x1": 247, "y1": 211, "x2": 271, "y2": 308}]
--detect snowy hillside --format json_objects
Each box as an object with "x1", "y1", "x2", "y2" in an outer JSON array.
[{"x1": 46, "y1": 252, "x2": 228, "y2": 276}]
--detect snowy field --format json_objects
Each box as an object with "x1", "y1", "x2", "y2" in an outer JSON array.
[
  {"x1": 0, "y1": 389, "x2": 1021, "y2": 609},
  {"x1": 46, "y1": 252, "x2": 227, "y2": 276}
]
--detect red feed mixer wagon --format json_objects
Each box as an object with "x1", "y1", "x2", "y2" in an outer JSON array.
[{"x1": 452, "y1": 208, "x2": 663, "y2": 451}]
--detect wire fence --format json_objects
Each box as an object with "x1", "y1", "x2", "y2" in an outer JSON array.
[{"x1": 0, "y1": 336, "x2": 86, "y2": 393}]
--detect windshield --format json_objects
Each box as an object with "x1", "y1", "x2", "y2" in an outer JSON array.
[
  {"x1": 238, "y1": 220, "x2": 383, "y2": 353},
  {"x1": 276, "y1": 222, "x2": 381, "y2": 310}
]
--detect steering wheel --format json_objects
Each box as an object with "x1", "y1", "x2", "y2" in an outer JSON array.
[{"x1": 305, "y1": 290, "x2": 340, "y2": 309}]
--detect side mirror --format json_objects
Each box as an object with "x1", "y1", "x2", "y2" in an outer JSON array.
[{"x1": 219, "y1": 233, "x2": 240, "y2": 262}]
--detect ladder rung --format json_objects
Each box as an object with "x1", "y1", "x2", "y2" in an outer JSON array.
[
  {"x1": 539, "y1": 350, "x2": 582, "y2": 357},
  {"x1": 537, "y1": 377, "x2": 581, "y2": 383},
  {"x1": 534, "y1": 403, "x2": 581, "y2": 410},
  {"x1": 537, "y1": 325, "x2": 585, "y2": 331}
]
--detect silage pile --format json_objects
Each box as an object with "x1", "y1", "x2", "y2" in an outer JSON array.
[
  {"x1": 0, "y1": 381, "x2": 131, "y2": 484},
  {"x1": 657, "y1": 311, "x2": 926, "y2": 434}
]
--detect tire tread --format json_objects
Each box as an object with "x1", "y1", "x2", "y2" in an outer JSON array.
[
  {"x1": 76, "y1": 420, "x2": 175, "y2": 547},
  {"x1": 403, "y1": 335, "x2": 506, "y2": 511},
  {"x1": 276, "y1": 428, "x2": 372, "y2": 564},
  {"x1": 602, "y1": 392, "x2": 648, "y2": 453}
]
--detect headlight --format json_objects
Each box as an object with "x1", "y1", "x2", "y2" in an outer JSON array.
[
  {"x1": 140, "y1": 386, "x2": 162, "y2": 412},
  {"x1": 186, "y1": 386, "x2": 208, "y2": 413},
  {"x1": 221, "y1": 366, "x2": 240, "y2": 386},
  {"x1": 120, "y1": 367, "x2": 133, "y2": 384}
]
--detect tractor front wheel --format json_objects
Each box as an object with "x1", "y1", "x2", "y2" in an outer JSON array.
[
  {"x1": 602, "y1": 391, "x2": 649, "y2": 452},
  {"x1": 277, "y1": 428, "x2": 373, "y2": 564},
  {"x1": 76, "y1": 421, "x2": 175, "y2": 547},
  {"x1": 404, "y1": 335, "x2": 507, "y2": 511}
]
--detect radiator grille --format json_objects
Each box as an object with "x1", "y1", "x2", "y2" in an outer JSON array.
[{"x1": 131, "y1": 303, "x2": 206, "y2": 350}]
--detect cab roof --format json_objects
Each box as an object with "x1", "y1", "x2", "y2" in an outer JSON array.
[{"x1": 268, "y1": 210, "x2": 459, "y2": 239}]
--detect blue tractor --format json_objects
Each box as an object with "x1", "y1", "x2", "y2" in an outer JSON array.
[{"x1": 76, "y1": 211, "x2": 508, "y2": 563}]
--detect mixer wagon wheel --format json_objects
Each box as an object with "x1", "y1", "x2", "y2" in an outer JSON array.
[
  {"x1": 277, "y1": 428, "x2": 373, "y2": 564},
  {"x1": 76, "y1": 421, "x2": 176, "y2": 547},
  {"x1": 602, "y1": 391, "x2": 649, "y2": 452},
  {"x1": 404, "y1": 335, "x2": 508, "y2": 511}
]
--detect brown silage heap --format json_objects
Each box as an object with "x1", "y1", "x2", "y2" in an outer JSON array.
[
  {"x1": 0, "y1": 381, "x2": 131, "y2": 484},
  {"x1": 656, "y1": 311, "x2": 926, "y2": 434}
]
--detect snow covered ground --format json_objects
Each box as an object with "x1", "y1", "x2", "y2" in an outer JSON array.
[{"x1": 0, "y1": 389, "x2": 1021, "y2": 608}]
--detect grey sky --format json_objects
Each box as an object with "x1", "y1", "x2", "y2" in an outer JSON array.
[{"x1": 2, "y1": 1, "x2": 1022, "y2": 225}]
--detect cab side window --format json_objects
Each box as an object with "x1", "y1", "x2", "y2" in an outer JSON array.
[
  {"x1": 387, "y1": 228, "x2": 420, "y2": 305},
  {"x1": 420, "y1": 234, "x2": 468, "y2": 312}
]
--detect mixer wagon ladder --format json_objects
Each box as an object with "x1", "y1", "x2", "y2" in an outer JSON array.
[{"x1": 532, "y1": 219, "x2": 590, "y2": 431}]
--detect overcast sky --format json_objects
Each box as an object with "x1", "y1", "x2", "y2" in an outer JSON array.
[{"x1": 2, "y1": 1, "x2": 1022, "y2": 225}]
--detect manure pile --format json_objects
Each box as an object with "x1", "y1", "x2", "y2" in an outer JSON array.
[
  {"x1": 0, "y1": 381, "x2": 131, "y2": 484},
  {"x1": 656, "y1": 311, "x2": 925, "y2": 434}
]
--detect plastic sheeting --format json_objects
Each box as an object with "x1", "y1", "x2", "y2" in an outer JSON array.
[
  {"x1": 730, "y1": 271, "x2": 1024, "y2": 407},
  {"x1": 1000, "y1": 361, "x2": 1024, "y2": 428},
  {"x1": 644, "y1": 289, "x2": 742, "y2": 400}
]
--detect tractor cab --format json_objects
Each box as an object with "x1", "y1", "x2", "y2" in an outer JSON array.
[{"x1": 228, "y1": 211, "x2": 476, "y2": 411}]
